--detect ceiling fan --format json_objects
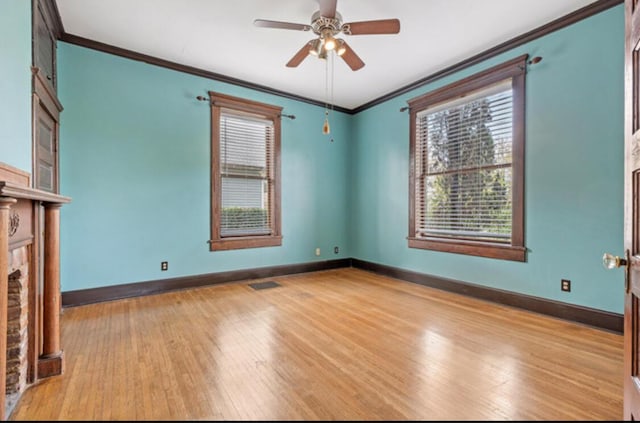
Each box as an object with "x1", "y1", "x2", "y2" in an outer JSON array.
[{"x1": 253, "y1": 0, "x2": 400, "y2": 71}]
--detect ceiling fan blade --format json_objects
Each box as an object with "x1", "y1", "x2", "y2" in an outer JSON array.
[
  {"x1": 254, "y1": 19, "x2": 311, "y2": 31},
  {"x1": 318, "y1": 0, "x2": 337, "y2": 18},
  {"x1": 286, "y1": 41, "x2": 313, "y2": 67},
  {"x1": 339, "y1": 41, "x2": 365, "y2": 71},
  {"x1": 342, "y1": 19, "x2": 400, "y2": 35}
]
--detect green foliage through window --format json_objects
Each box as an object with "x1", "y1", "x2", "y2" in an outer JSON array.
[
  {"x1": 421, "y1": 89, "x2": 513, "y2": 242},
  {"x1": 221, "y1": 207, "x2": 269, "y2": 236}
]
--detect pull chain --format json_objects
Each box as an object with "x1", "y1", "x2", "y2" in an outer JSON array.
[
  {"x1": 330, "y1": 51, "x2": 334, "y2": 142},
  {"x1": 322, "y1": 52, "x2": 331, "y2": 135}
]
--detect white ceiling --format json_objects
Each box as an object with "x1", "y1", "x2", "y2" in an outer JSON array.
[{"x1": 55, "y1": 0, "x2": 598, "y2": 110}]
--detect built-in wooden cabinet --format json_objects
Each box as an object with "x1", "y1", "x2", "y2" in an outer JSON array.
[
  {"x1": 32, "y1": 0, "x2": 59, "y2": 93},
  {"x1": 32, "y1": 68, "x2": 61, "y2": 194},
  {"x1": 32, "y1": 0, "x2": 63, "y2": 193},
  {"x1": 34, "y1": 104, "x2": 57, "y2": 192}
]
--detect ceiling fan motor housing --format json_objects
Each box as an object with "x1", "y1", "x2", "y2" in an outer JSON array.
[{"x1": 311, "y1": 11, "x2": 343, "y2": 37}]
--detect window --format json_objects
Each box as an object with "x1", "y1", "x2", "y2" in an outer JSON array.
[
  {"x1": 209, "y1": 92, "x2": 282, "y2": 251},
  {"x1": 407, "y1": 55, "x2": 527, "y2": 261}
]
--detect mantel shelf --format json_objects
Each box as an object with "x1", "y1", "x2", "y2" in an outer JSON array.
[{"x1": 0, "y1": 182, "x2": 71, "y2": 204}]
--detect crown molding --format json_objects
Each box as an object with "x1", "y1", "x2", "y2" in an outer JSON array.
[
  {"x1": 58, "y1": 33, "x2": 352, "y2": 114},
  {"x1": 351, "y1": 0, "x2": 622, "y2": 113},
  {"x1": 55, "y1": 0, "x2": 621, "y2": 114}
]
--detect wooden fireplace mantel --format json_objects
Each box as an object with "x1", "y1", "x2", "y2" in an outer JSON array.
[
  {"x1": 0, "y1": 181, "x2": 71, "y2": 205},
  {"x1": 0, "y1": 179, "x2": 70, "y2": 420}
]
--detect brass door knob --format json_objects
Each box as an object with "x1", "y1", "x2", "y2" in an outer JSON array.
[{"x1": 603, "y1": 252, "x2": 628, "y2": 269}]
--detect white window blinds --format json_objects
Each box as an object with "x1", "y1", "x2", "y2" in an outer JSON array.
[
  {"x1": 219, "y1": 110, "x2": 274, "y2": 237},
  {"x1": 415, "y1": 79, "x2": 514, "y2": 242}
]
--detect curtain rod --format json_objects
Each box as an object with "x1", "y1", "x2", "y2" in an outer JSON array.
[{"x1": 196, "y1": 95, "x2": 295, "y2": 120}]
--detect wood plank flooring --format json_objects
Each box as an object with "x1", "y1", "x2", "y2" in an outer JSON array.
[{"x1": 9, "y1": 268, "x2": 623, "y2": 420}]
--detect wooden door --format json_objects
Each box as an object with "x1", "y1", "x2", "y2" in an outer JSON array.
[{"x1": 624, "y1": 0, "x2": 640, "y2": 419}]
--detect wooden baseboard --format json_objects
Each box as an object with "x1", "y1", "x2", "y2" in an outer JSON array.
[
  {"x1": 351, "y1": 258, "x2": 623, "y2": 334},
  {"x1": 61, "y1": 258, "x2": 352, "y2": 307},
  {"x1": 61, "y1": 256, "x2": 623, "y2": 334}
]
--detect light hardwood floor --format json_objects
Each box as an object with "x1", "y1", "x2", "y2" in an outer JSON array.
[{"x1": 9, "y1": 268, "x2": 623, "y2": 420}]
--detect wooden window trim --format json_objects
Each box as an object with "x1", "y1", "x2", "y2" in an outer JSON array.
[
  {"x1": 209, "y1": 92, "x2": 282, "y2": 251},
  {"x1": 407, "y1": 55, "x2": 528, "y2": 261}
]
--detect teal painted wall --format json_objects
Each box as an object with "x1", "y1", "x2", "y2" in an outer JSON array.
[
  {"x1": 58, "y1": 5, "x2": 625, "y2": 315},
  {"x1": 57, "y1": 43, "x2": 351, "y2": 291},
  {"x1": 350, "y1": 5, "x2": 625, "y2": 313},
  {"x1": 0, "y1": 0, "x2": 32, "y2": 172}
]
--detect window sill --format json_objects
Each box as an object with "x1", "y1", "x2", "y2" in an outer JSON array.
[
  {"x1": 209, "y1": 235, "x2": 282, "y2": 251},
  {"x1": 408, "y1": 237, "x2": 526, "y2": 262}
]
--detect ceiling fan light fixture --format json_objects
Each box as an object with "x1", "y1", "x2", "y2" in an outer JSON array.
[
  {"x1": 321, "y1": 29, "x2": 336, "y2": 50},
  {"x1": 324, "y1": 37, "x2": 336, "y2": 50},
  {"x1": 309, "y1": 38, "x2": 322, "y2": 56},
  {"x1": 255, "y1": 0, "x2": 401, "y2": 71}
]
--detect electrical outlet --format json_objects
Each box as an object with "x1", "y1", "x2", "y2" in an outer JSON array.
[
  {"x1": 561, "y1": 279, "x2": 571, "y2": 292},
  {"x1": 334, "y1": 246, "x2": 339, "y2": 254},
  {"x1": 315, "y1": 248, "x2": 321, "y2": 256},
  {"x1": 161, "y1": 261, "x2": 168, "y2": 271}
]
